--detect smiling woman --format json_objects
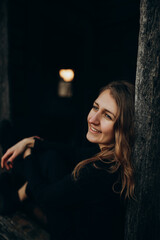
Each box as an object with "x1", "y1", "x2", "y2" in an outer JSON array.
[
  {"x1": 73, "y1": 81, "x2": 135, "y2": 199},
  {"x1": 0, "y1": 81, "x2": 135, "y2": 240}
]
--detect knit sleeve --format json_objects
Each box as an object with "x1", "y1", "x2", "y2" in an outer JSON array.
[{"x1": 33, "y1": 138, "x2": 57, "y2": 152}]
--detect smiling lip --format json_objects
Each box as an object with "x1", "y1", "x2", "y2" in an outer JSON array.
[{"x1": 89, "y1": 125, "x2": 101, "y2": 134}]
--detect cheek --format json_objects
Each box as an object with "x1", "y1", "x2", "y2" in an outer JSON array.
[{"x1": 101, "y1": 122, "x2": 115, "y2": 135}]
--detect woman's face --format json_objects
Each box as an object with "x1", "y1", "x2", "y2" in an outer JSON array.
[{"x1": 86, "y1": 89, "x2": 118, "y2": 149}]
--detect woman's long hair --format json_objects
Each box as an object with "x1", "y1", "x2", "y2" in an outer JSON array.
[{"x1": 72, "y1": 81, "x2": 135, "y2": 199}]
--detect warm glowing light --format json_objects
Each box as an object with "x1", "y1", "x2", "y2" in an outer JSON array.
[{"x1": 59, "y1": 69, "x2": 74, "y2": 82}]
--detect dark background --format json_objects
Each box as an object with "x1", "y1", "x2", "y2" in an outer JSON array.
[{"x1": 8, "y1": 0, "x2": 140, "y2": 146}]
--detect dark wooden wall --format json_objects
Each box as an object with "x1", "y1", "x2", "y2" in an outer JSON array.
[{"x1": 125, "y1": 0, "x2": 160, "y2": 238}]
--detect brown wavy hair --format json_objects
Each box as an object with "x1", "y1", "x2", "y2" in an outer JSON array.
[{"x1": 72, "y1": 81, "x2": 135, "y2": 199}]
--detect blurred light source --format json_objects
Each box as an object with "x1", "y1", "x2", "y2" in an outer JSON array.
[{"x1": 59, "y1": 69, "x2": 74, "y2": 82}]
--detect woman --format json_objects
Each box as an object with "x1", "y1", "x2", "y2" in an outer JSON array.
[{"x1": 0, "y1": 81, "x2": 135, "y2": 240}]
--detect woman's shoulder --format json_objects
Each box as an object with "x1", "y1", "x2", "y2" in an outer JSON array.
[
  {"x1": 84, "y1": 160, "x2": 119, "y2": 175},
  {"x1": 78, "y1": 160, "x2": 120, "y2": 189}
]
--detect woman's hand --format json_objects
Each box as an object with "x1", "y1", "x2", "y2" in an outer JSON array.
[{"x1": 1, "y1": 136, "x2": 41, "y2": 170}]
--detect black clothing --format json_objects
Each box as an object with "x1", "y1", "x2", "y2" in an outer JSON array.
[{"x1": 22, "y1": 139, "x2": 124, "y2": 240}]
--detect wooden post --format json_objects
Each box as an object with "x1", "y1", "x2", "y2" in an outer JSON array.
[
  {"x1": 125, "y1": 0, "x2": 160, "y2": 239},
  {"x1": 0, "y1": 0, "x2": 10, "y2": 122}
]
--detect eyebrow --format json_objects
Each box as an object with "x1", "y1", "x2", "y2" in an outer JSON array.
[{"x1": 94, "y1": 101, "x2": 116, "y2": 118}]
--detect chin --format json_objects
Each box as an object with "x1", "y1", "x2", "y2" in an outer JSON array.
[{"x1": 86, "y1": 131, "x2": 98, "y2": 144}]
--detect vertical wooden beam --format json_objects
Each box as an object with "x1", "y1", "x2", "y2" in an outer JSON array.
[
  {"x1": 0, "y1": 0, "x2": 10, "y2": 121},
  {"x1": 125, "y1": 0, "x2": 160, "y2": 239}
]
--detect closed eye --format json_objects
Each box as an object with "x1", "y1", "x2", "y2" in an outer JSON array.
[
  {"x1": 104, "y1": 113, "x2": 112, "y2": 120},
  {"x1": 92, "y1": 105, "x2": 98, "y2": 111}
]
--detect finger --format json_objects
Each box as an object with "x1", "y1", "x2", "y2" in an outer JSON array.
[
  {"x1": 4, "y1": 156, "x2": 15, "y2": 170},
  {"x1": 4, "y1": 160, "x2": 10, "y2": 170},
  {"x1": 7, "y1": 161, "x2": 13, "y2": 167},
  {"x1": 2, "y1": 151, "x2": 16, "y2": 170},
  {"x1": 6, "y1": 163, "x2": 13, "y2": 170},
  {"x1": 1, "y1": 153, "x2": 11, "y2": 168},
  {"x1": 1, "y1": 150, "x2": 13, "y2": 168},
  {"x1": 32, "y1": 136, "x2": 44, "y2": 140},
  {"x1": 7, "y1": 153, "x2": 17, "y2": 164},
  {"x1": 7, "y1": 161, "x2": 13, "y2": 170}
]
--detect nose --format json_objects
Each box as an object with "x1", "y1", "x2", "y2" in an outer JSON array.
[{"x1": 88, "y1": 112, "x2": 100, "y2": 125}]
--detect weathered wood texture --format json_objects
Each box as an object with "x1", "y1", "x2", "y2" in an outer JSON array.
[
  {"x1": 0, "y1": 0, "x2": 10, "y2": 122},
  {"x1": 0, "y1": 211, "x2": 50, "y2": 240},
  {"x1": 125, "y1": 0, "x2": 160, "y2": 239}
]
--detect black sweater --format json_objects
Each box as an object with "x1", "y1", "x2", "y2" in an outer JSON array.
[{"x1": 23, "y1": 139, "x2": 124, "y2": 240}]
